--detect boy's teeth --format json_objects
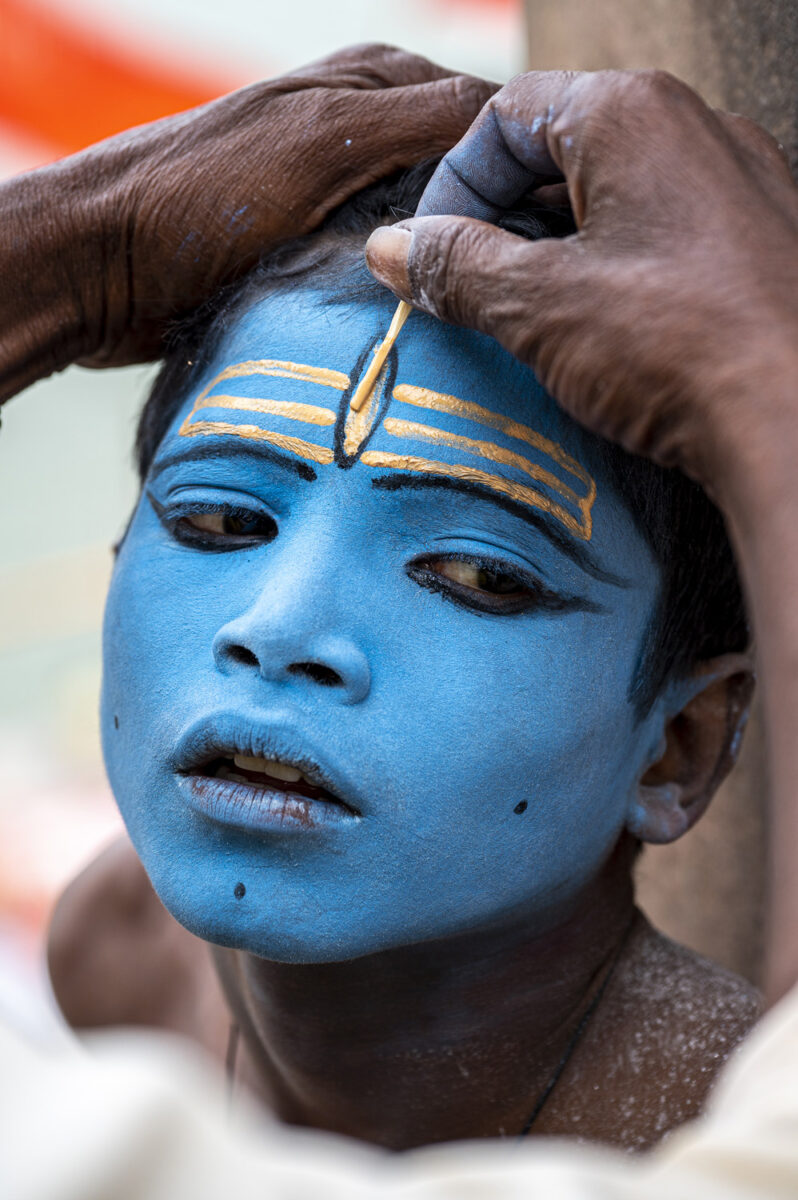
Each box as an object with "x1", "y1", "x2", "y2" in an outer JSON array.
[{"x1": 232, "y1": 754, "x2": 304, "y2": 783}]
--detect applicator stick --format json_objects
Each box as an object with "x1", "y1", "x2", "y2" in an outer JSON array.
[{"x1": 349, "y1": 300, "x2": 412, "y2": 412}]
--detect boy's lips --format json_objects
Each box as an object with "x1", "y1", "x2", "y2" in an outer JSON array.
[
  {"x1": 172, "y1": 714, "x2": 362, "y2": 832},
  {"x1": 177, "y1": 772, "x2": 360, "y2": 833},
  {"x1": 193, "y1": 753, "x2": 357, "y2": 810}
]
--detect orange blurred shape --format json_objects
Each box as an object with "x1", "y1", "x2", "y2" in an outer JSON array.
[{"x1": 0, "y1": 0, "x2": 242, "y2": 159}]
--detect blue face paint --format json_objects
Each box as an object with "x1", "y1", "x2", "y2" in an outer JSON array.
[{"x1": 101, "y1": 291, "x2": 661, "y2": 962}]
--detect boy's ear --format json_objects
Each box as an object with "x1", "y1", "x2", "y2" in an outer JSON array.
[{"x1": 626, "y1": 654, "x2": 754, "y2": 845}]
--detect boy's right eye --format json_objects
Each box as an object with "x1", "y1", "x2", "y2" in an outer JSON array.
[
  {"x1": 178, "y1": 510, "x2": 275, "y2": 540},
  {"x1": 147, "y1": 493, "x2": 278, "y2": 551}
]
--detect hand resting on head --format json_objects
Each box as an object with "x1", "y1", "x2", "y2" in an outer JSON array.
[{"x1": 0, "y1": 43, "x2": 495, "y2": 402}]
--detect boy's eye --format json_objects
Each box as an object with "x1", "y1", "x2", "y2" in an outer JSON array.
[
  {"x1": 408, "y1": 553, "x2": 561, "y2": 617},
  {"x1": 408, "y1": 553, "x2": 584, "y2": 617},
  {"x1": 178, "y1": 511, "x2": 273, "y2": 539},
  {"x1": 429, "y1": 559, "x2": 527, "y2": 597},
  {"x1": 146, "y1": 491, "x2": 278, "y2": 551}
]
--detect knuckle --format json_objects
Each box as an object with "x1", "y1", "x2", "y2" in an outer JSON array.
[
  {"x1": 592, "y1": 67, "x2": 699, "y2": 116},
  {"x1": 724, "y1": 111, "x2": 787, "y2": 159},
  {"x1": 450, "y1": 74, "x2": 499, "y2": 121},
  {"x1": 408, "y1": 218, "x2": 479, "y2": 322},
  {"x1": 409, "y1": 217, "x2": 535, "y2": 351}
]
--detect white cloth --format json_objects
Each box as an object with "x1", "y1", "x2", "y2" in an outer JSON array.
[{"x1": 2, "y1": 982, "x2": 797, "y2": 1200}]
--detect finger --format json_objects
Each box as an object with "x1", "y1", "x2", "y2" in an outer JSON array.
[
  {"x1": 290, "y1": 74, "x2": 499, "y2": 222},
  {"x1": 415, "y1": 68, "x2": 727, "y2": 229},
  {"x1": 282, "y1": 43, "x2": 464, "y2": 89},
  {"x1": 366, "y1": 214, "x2": 567, "y2": 354},
  {"x1": 415, "y1": 73, "x2": 573, "y2": 220},
  {"x1": 715, "y1": 110, "x2": 795, "y2": 183},
  {"x1": 530, "y1": 182, "x2": 571, "y2": 210},
  {"x1": 365, "y1": 216, "x2": 684, "y2": 465}
]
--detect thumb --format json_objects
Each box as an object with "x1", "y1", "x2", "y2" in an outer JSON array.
[
  {"x1": 365, "y1": 216, "x2": 663, "y2": 463},
  {"x1": 365, "y1": 214, "x2": 573, "y2": 372}
]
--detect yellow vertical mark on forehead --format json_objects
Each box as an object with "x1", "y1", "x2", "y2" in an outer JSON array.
[
  {"x1": 343, "y1": 356, "x2": 391, "y2": 457},
  {"x1": 178, "y1": 359, "x2": 347, "y2": 466}
]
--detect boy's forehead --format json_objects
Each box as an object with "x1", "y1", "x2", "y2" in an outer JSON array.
[
  {"x1": 217, "y1": 293, "x2": 564, "y2": 428},
  {"x1": 168, "y1": 293, "x2": 598, "y2": 543}
]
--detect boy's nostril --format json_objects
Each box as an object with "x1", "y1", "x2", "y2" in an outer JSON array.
[
  {"x1": 287, "y1": 662, "x2": 343, "y2": 688},
  {"x1": 228, "y1": 645, "x2": 259, "y2": 668}
]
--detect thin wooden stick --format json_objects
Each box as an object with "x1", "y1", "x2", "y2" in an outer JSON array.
[{"x1": 349, "y1": 300, "x2": 412, "y2": 412}]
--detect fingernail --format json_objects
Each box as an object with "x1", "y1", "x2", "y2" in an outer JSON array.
[{"x1": 365, "y1": 226, "x2": 412, "y2": 299}]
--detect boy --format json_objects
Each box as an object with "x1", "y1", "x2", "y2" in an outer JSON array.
[{"x1": 50, "y1": 167, "x2": 760, "y2": 1152}]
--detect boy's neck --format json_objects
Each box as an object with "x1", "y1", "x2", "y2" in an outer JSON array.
[{"x1": 213, "y1": 843, "x2": 637, "y2": 1148}]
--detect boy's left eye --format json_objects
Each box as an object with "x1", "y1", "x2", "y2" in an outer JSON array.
[
  {"x1": 408, "y1": 553, "x2": 565, "y2": 616},
  {"x1": 429, "y1": 559, "x2": 527, "y2": 596}
]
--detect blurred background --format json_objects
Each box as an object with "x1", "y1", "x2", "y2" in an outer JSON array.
[
  {"x1": 0, "y1": 0, "x2": 526, "y2": 1028},
  {"x1": 2, "y1": 0, "x2": 787, "y2": 1035}
]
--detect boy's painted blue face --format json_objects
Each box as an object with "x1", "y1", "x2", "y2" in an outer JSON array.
[{"x1": 102, "y1": 290, "x2": 662, "y2": 962}]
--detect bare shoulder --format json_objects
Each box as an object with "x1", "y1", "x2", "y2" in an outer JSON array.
[
  {"x1": 48, "y1": 835, "x2": 230, "y2": 1056},
  {"x1": 616, "y1": 914, "x2": 763, "y2": 1051},
  {"x1": 546, "y1": 911, "x2": 762, "y2": 1150}
]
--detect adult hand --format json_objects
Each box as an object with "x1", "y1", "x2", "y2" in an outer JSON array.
[
  {"x1": 366, "y1": 69, "x2": 798, "y2": 498},
  {"x1": 0, "y1": 43, "x2": 495, "y2": 401},
  {"x1": 368, "y1": 69, "x2": 798, "y2": 1006}
]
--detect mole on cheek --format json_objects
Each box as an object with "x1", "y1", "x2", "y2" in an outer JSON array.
[
  {"x1": 234, "y1": 882, "x2": 246, "y2": 900},
  {"x1": 514, "y1": 801, "x2": 528, "y2": 815}
]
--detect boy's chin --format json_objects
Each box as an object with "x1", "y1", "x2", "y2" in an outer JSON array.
[{"x1": 154, "y1": 884, "x2": 391, "y2": 964}]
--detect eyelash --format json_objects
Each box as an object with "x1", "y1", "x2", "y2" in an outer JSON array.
[
  {"x1": 407, "y1": 553, "x2": 574, "y2": 617},
  {"x1": 150, "y1": 496, "x2": 573, "y2": 616},
  {"x1": 149, "y1": 495, "x2": 278, "y2": 553}
]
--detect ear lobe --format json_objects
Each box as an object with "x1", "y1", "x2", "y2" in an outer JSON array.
[{"x1": 626, "y1": 654, "x2": 754, "y2": 845}]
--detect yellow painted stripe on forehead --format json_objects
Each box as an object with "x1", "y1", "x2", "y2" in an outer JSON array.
[
  {"x1": 383, "y1": 419, "x2": 587, "y2": 509},
  {"x1": 203, "y1": 360, "x2": 350, "y2": 392},
  {"x1": 180, "y1": 420, "x2": 334, "y2": 465},
  {"x1": 191, "y1": 394, "x2": 336, "y2": 426},
  {"x1": 360, "y1": 450, "x2": 592, "y2": 540},
  {"x1": 179, "y1": 359, "x2": 345, "y2": 446},
  {"x1": 393, "y1": 385, "x2": 592, "y2": 491}
]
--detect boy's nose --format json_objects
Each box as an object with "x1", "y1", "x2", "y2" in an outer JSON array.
[{"x1": 212, "y1": 617, "x2": 371, "y2": 705}]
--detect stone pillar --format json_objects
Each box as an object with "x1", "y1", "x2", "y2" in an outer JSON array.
[
  {"x1": 524, "y1": 0, "x2": 798, "y2": 170},
  {"x1": 522, "y1": 0, "x2": 797, "y2": 983}
]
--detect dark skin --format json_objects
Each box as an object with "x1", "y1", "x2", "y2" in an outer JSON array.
[
  {"x1": 0, "y1": 43, "x2": 495, "y2": 401},
  {"x1": 25, "y1": 54, "x2": 797, "y2": 1151},
  {"x1": 51, "y1": 829, "x2": 759, "y2": 1151}
]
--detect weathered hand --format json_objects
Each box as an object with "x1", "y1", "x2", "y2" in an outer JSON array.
[
  {"x1": 0, "y1": 43, "x2": 495, "y2": 399},
  {"x1": 366, "y1": 69, "x2": 798, "y2": 493}
]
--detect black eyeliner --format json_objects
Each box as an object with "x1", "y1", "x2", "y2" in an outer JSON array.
[
  {"x1": 145, "y1": 489, "x2": 277, "y2": 554},
  {"x1": 407, "y1": 551, "x2": 603, "y2": 617}
]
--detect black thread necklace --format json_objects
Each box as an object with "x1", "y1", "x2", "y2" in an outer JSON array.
[
  {"x1": 517, "y1": 914, "x2": 636, "y2": 1137},
  {"x1": 224, "y1": 916, "x2": 636, "y2": 1137}
]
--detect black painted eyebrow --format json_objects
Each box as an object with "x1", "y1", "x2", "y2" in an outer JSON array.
[
  {"x1": 148, "y1": 440, "x2": 318, "y2": 483},
  {"x1": 371, "y1": 473, "x2": 630, "y2": 588}
]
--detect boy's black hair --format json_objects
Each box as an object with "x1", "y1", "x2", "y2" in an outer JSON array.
[{"x1": 135, "y1": 161, "x2": 748, "y2": 717}]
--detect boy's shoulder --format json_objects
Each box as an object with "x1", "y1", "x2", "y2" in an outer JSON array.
[
  {"x1": 47, "y1": 835, "x2": 230, "y2": 1055},
  {"x1": 542, "y1": 910, "x2": 762, "y2": 1150}
]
